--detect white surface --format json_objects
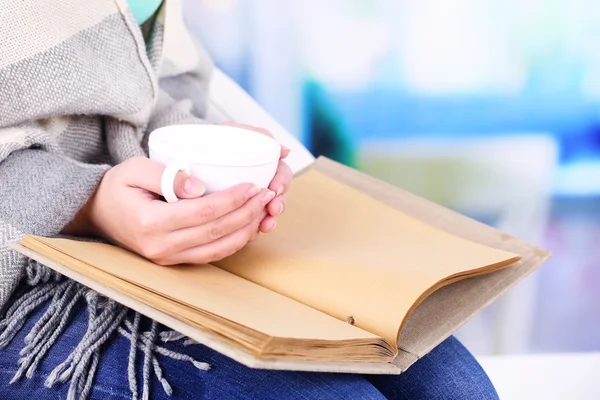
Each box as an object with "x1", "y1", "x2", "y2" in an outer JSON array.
[
  {"x1": 478, "y1": 353, "x2": 600, "y2": 400},
  {"x1": 159, "y1": 164, "x2": 188, "y2": 203},
  {"x1": 149, "y1": 124, "x2": 280, "y2": 193},
  {"x1": 149, "y1": 124, "x2": 281, "y2": 166},
  {"x1": 206, "y1": 68, "x2": 315, "y2": 175}
]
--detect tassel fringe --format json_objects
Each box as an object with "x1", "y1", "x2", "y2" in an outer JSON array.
[{"x1": 0, "y1": 263, "x2": 210, "y2": 399}]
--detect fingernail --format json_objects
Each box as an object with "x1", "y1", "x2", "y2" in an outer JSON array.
[
  {"x1": 268, "y1": 220, "x2": 277, "y2": 232},
  {"x1": 276, "y1": 185, "x2": 285, "y2": 196},
  {"x1": 246, "y1": 185, "x2": 260, "y2": 199},
  {"x1": 278, "y1": 203, "x2": 284, "y2": 215},
  {"x1": 184, "y1": 178, "x2": 205, "y2": 196},
  {"x1": 282, "y1": 145, "x2": 291, "y2": 153},
  {"x1": 262, "y1": 190, "x2": 276, "y2": 205}
]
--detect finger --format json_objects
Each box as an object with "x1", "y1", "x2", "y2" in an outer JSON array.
[
  {"x1": 220, "y1": 122, "x2": 268, "y2": 135},
  {"x1": 249, "y1": 231, "x2": 260, "y2": 242},
  {"x1": 219, "y1": 122, "x2": 290, "y2": 159},
  {"x1": 159, "y1": 183, "x2": 265, "y2": 231},
  {"x1": 268, "y1": 161, "x2": 292, "y2": 197},
  {"x1": 167, "y1": 190, "x2": 274, "y2": 252},
  {"x1": 266, "y1": 194, "x2": 285, "y2": 217},
  {"x1": 163, "y1": 217, "x2": 264, "y2": 265},
  {"x1": 280, "y1": 146, "x2": 291, "y2": 159},
  {"x1": 121, "y1": 156, "x2": 205, "y2": 199},
  {"x1": 259, "y1": 215, "x2": 277, "y2": 233},
  {"x1": 248, "y1": 210, "x2": 264, "y2": 243},
  {"x1": 250, "y1": 204, "x2": 268, "y2": 242},
  {"x1": 173, "y1": 173, "x2": 206, "y2": 199}
]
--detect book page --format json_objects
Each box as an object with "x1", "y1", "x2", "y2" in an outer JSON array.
[
  {"x1": 215, "y1": 169, "x2": 521, "y2": 345},
  {"x1": 23, "y1": 236, "x2": 380, "y2": 344}
]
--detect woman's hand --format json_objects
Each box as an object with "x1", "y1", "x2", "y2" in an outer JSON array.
[
  {"x1": 219, "y1": 122, "x2": 292, "y2": 233},
  {"x1": 63, "y1": 156, "x2": 274, "y2": 266}
]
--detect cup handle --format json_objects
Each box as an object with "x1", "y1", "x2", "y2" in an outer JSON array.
[{"x1": 160, "y1": 164, "x2": 192, "y2": 203}]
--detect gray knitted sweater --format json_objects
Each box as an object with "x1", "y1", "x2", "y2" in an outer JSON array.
[{"x1": 0, "y1": 0, "x2": 214, "y2": 397}]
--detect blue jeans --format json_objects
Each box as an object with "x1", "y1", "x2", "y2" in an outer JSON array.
[{"x1": 0, "y1": 300, "x2": 498, "y2": 399}]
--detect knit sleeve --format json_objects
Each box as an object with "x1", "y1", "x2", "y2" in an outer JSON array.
[
  {"x1": 0, "y1": 147, "x2": 108, "y2": 308},
  {"x1": 145, "y1": 44, "x2": 215, "y2": 133},
  {"x1": 144, "y1": 89, "x2": 210, "y2": 134},
  {"x1": 0, "y1": 148, "x2": 108, "y2": 238}
]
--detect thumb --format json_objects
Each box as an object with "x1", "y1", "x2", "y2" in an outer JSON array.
[
  {"x1": 172, "y1": 171, "x2": 206, "y2": 199},
  {"x1": 122, "y1": 157, "x2": 206, "y2": 199}
]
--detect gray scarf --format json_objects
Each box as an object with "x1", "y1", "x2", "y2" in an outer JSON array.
[{"x1": 0, "y1": 0, "x2": 214, "y2": 398}]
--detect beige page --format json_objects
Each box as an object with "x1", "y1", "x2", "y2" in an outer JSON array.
[
  {"x1": 26, "y1": 236, "x2": 379, "y2": 343},
  {"x1": 215, "y1": 170, "x2": 520, "y2": 345}
]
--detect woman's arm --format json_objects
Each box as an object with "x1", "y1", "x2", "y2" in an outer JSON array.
[
  {"x1": 0, "y1": 148, "x2": 108, "y2": 238},
  {"x1": 1, "y1": 148, "x2": 274, "y2": 268}
]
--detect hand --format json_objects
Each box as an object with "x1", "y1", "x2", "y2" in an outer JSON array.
[
  {"x1": 62, "y1": 156, "x2": 275, "y2": 266},
  {"x1": 219, "y1": 122, "x2": 292, "y2": 233}
]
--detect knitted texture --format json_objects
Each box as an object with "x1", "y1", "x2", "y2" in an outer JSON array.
[{"x1": 0, "y1": 0, "x2": 214, "y2": 398}]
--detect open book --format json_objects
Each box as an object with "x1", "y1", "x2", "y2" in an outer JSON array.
[{"x1": 11, "y1": 157, "x2": 551, "y2": 374}]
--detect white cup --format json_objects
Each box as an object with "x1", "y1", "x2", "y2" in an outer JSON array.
[{"x1": 148, "y1": 124, "x2": 281, "y2": 202}]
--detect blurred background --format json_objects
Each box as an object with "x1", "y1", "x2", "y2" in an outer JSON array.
[{"x1": 182, "y1": 0, "x2": 600, "y2": 357}]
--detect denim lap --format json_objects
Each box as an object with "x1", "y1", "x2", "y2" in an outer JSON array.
[{"x1": 0, "y1": 300, "x2": 498, "y2": 399}]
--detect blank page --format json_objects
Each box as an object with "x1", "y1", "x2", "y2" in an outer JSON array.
[{"x1": 216, "y1": 170, "x2": 520, "y2": 345}]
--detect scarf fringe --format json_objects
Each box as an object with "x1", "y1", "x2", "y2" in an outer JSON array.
[{"x1": 0, "y1": 263, "x2": 210, "y2": 399}]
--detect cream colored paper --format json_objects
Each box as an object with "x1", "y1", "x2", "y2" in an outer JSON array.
[
  {"x1": 306, "y1": 157, "x2": 551, "y2": 372},
  {"x1": 216, "y1": 169, "x2": 520, "y2": 345},
  {"x1": 9, "y1": 242, "x2": 403, "y2": 373},
  {"x1": 20, "y1": 236, "x2": 386, "y2": 359}
]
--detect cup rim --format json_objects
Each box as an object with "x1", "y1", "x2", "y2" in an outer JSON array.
[
  {"x1": 148, "y1": 124, "x2": 281, "y2": 167},
  {"x1": 150, "y1": 148, "x2": 279, "y2": 168}
]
